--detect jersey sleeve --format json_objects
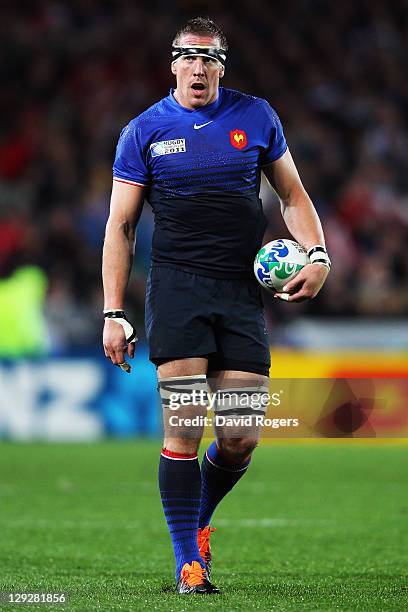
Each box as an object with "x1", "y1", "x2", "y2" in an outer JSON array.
[
  {"x1": 113, "y1": 120, "x2": 150, "y2": 186},
  {"x1": 259, "y1": 101, "x2": 288, "y2": 166}
]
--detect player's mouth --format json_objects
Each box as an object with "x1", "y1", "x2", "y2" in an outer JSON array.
[{"x1": 191, "y1": 82, "x2": 207, "y2": 95}]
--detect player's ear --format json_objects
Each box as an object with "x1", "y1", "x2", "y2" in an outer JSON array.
[
  {"x1": 171, "y1": 61, "x2": 177, "y2": 75},
  {"x1": 219, "y1": 65, "x2": 225, "y2": 79}
]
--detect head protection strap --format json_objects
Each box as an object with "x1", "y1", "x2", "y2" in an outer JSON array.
[{"x1": 172, "y1": 46, "x2": 227, "y2": 66}]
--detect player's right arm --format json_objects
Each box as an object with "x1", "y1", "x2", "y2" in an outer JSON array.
[{"x1": 102, "y1": 180, "x2": 145, "y2": 365}]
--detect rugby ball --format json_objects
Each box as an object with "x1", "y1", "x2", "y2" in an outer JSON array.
[{"x1": 254, "y1": 239, "x2": 309, "y2": 292}]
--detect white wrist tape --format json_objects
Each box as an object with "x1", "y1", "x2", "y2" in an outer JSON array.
[
  {"x1": 307, "y1": 245, "x2": 331, "y2": 269},
  {"x1": 104, "y1": 310, "x2": 138, "y2": 343}
]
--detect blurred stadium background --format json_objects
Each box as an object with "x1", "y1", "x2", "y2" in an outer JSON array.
[{"x1": 1, "y1": 0, "x2": 407, "y2": 438}]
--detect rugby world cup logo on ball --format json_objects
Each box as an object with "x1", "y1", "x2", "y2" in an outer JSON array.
[{"x1": 254, "y1": 239, "x2": 310, "y2": 292}]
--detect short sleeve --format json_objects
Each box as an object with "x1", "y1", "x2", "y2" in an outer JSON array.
[
  {"x1": 113, "y1": 120, "x2": 150, "y2": 186},
  {"x1": 260, "y1": 101, "x2": 287, "y2": 166}
]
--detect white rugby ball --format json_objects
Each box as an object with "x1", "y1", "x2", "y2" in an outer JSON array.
[{"x1": 254, "y1": 239, "x2": 309, "y2": 292}]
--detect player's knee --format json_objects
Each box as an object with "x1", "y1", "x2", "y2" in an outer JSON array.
[{"x1": 218, "y1": 436, "x2": 258, "y2": 462}]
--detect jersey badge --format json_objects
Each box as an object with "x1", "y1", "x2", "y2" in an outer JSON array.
[
  {"x1": 150, "y1": 138, "x2": 186, "y2": 158},
  {"x1": 230, "y1": 129, "x2": 247, "y2": 150}
]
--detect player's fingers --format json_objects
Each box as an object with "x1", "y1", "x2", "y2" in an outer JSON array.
[
  {"x1": 111, "y1": 346, "x2": 125, "y2": 365},
  {"x1": 281, "y1": 276, "x2": 305, "y2": 294},
  {"x1": 287, "y1": 293, "x2": 309, "y2": 302},
  {"x1": 274, "y1": 292, "x2": 290, "y2": 301},
  {"x1": 103, "y1": 343, "x2": 117, "y2": 362},
  {"x1": 274, "y1": 276, "x2": 306, "y2": 300},
  {"x1": 285, "y1": 286, "x2": 315, "y2": 302},
  {"x1": 103, "y1": 340, "x2": 115, "y2": 360},
  {"x1": 127, "y1": 341, "x2": 135, "y2": 359}
]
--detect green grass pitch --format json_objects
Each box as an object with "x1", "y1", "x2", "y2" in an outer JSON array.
[{"x1": 0, "y1": 441, "x2": 407, "y2": 610}]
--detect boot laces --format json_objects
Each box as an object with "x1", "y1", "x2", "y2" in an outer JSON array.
[
  {"x1": 181, "y1": 560, "x2": 206, "y2": 587},
  {"x1": 198, "y1": 526, "x2": 216, "y2": 557}
]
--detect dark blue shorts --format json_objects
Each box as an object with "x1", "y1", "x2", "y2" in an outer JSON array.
[{"x1": 145, "y1": 266, "x2": 270, "y2": 376}]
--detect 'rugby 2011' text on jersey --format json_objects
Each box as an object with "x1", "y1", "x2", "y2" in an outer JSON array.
[{"x1": 113, "y1": 87, "x2": 287, "y2": 278}]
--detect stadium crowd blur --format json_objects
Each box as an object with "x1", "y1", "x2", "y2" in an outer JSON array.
[{"x1": 1, "y1": 0, "x2": 407, "y2": 352}]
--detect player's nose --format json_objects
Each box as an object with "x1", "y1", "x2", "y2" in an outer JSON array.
[{"x1": 192, "y1": 58, "x2": 205, "y2": 76}]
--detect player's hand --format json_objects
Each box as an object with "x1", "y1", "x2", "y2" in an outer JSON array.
[
  {"x1": 103, "y1": 318, "x2": 136, "y2": 368},
  {"x1": 274, "y1": 263, "x2": 330, "y2": 302}
]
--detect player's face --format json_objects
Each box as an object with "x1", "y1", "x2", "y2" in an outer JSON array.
[{"x1": 171, "y1": 34, "x2": 225, "y2": 110}]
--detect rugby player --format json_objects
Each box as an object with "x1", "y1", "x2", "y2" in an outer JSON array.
[{"x1": 102, "y1": 17, "x2": 330, "y2": 594}]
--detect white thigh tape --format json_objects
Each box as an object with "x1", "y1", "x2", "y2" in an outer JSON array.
[
  {"x1": 158, "y1": 375, "x2": 208, "y2": 409},
  {"x1": 213, "y1": 385, "x2": 270, "y2": 415}
]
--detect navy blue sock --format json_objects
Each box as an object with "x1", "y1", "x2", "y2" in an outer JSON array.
[
  {"x1": 159, "y1": 448, "x2": 205, "y2": 580},
  {"x1": 199, "y1": 441, "x2": 251, "y2": 529}
]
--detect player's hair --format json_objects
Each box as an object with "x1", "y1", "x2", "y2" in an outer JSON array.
[{"x1": 172, "y1": 16, "x2": 228, "y2": 50}]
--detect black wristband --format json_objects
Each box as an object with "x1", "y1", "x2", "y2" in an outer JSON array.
[
  {"x1": 104, "y1": 310, "x2": 126, "y2": 319},
  {"x1": 307, "y1": 245, "x2": 327, "y2": 257}
]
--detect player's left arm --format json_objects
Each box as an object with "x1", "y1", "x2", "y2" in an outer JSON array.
[{"x1": 262, "y1": 148, "x2": 330, "y2": 302}]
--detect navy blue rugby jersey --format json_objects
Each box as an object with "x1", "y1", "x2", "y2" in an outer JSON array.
[{"x1": 113, "y1": 87, "x2": 287, "y2": 278}]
